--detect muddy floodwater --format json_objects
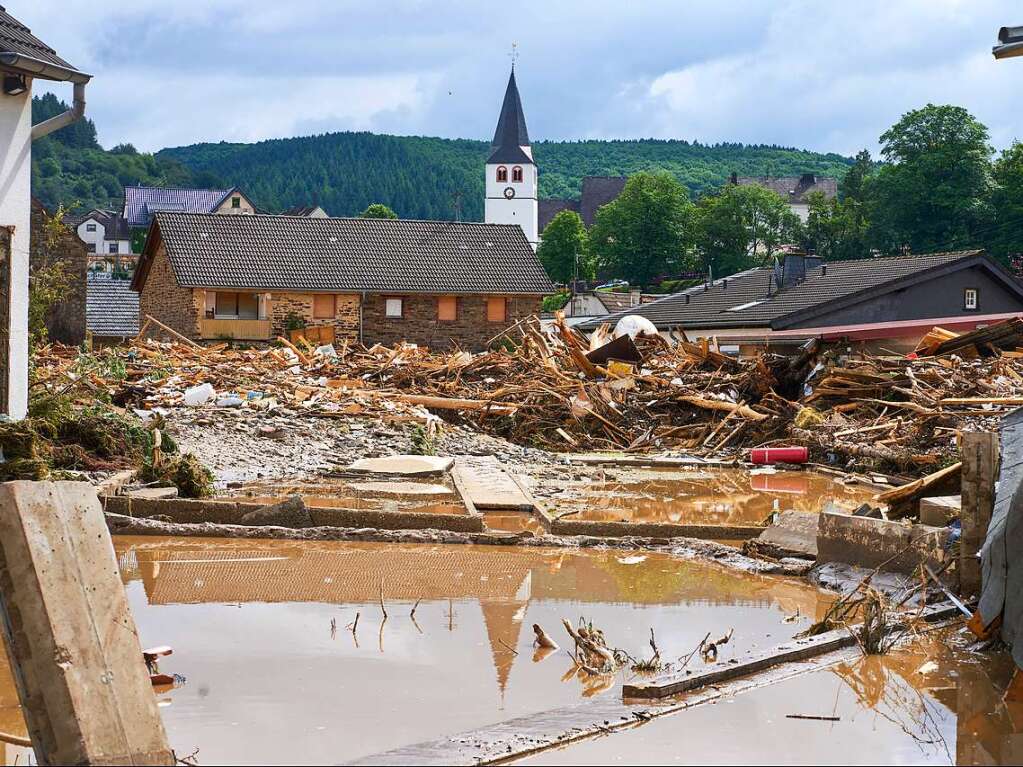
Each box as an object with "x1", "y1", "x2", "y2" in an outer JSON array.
[
  {"x1": 548, "y1": 467, "x2": 877, "y2": 526},
  {"x1": 105, "y1": 535, "x2": 831, "y2": 764}
]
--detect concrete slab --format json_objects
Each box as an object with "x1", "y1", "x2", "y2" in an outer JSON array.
[
  {"x1": 125, "y1": 486, "x2": 179, "y2": 500},
  {"x1": 920, "y1": 495, "x2": 960, "y2": 527},
  {"x1": 567, "y1": 454, "x2": 738, "y2": 468},
  {"x1": 816, "y1": 510, "x2": 948, "y2": 575},
  {"x1": 349, "y1": 481, "x2": 454, "y2": 498},
  {"x1": 755, "y1": 510, "x2": 818, "y2": 559},
  {"x1": 451, "y1": 456, "x2": 534, "y2": 510},
  {"x1": 0, "y1": 481, "x2": 173, "y2": 764},
  {"x1": 347, "y1": 455, "x2": 454, "y2": 477}
]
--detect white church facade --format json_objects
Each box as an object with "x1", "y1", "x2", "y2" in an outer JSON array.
[{"x1": 484, "y1": 69, "x2": 539, "y2": 248}]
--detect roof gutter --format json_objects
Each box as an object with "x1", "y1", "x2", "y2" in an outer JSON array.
[{"x1": 0, "y1": 52, "x2": 93, "y2": 142}]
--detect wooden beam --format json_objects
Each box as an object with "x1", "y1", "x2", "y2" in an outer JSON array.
[
  {"x1": 960, "y1": 432, "x2": 999, "y2": 597},
  {"x1": 0, "y1": 481, "x2": 173, "y2": 765},
  {"x1": 142, "y1": 313, "x2": 201, "y2": 349}
]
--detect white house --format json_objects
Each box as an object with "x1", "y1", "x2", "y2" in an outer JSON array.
[
  {"x1": 0, "y1": 8, "x2": 90, "y2": 419},
  {"x1": 68, "y1": 209, "x2": 131, "y2": 265}
]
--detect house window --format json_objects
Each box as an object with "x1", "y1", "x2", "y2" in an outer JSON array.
[
  {"x1": 214, "y1": 291, "x2": 258, "y2": 319},
  {"x1": 496, "y1": 166, "x2": 508, "y2": 183},
  {"x1": 86, "y1": 242, "x2": 96, "y2": 253},
  {"x1": 108, "y1": 242, "x2": 119, "y2": 254},
  {"x1": 437, "y1": 296, "x2": 457, "y2": 322},
  {"x1": 85, "y1": 223, "x2": 97, "y2": 232},
  {"x1": 313, "y1": 294, "x2": 336, "y2": 319},
  {"x1": 512, "y1": 166, "x2": 523, "y2": 183},
  {"x1": 385, "y1": 297, "x2": 403, "y2": 318},
  {"x1": 231, "y1": 196, "x2": 241, "y2": 209},
  {"x1": 964, "y1": 288, "x2": 979, "y2": 311},
  {"x1": 487, "y1": 296, "x2": 508, "y2": 323}
]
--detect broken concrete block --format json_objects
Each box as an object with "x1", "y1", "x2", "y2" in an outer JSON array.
[
  {"x1": 240, "y1": 495, "x2": 313, "y2": 527},
  {"x1": 349, "y1": 481, "x2": 454, "y2": 498},
  {"x1": 816, "y1": 510, "x2": 949, "y2": 575},
  {"x1": 920, "y1": 495, "x2": 960, "y2": 527},
  {"x1": 125, "y1": 486, "x2": 179, "y2": 500},
  {"x1": 754, "y1": 510, "x2": 818, "y2": 559},
  {"x1": 347, "y1": 455, "x2": 454, "y2": 477}
]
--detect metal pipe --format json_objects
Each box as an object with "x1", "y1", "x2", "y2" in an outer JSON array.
[{"x1": 31, "y1": 81, "x2": 87, "y2": 141}]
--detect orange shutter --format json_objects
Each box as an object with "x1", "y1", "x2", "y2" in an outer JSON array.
[
  {"x1": 313, "y1": 294, "x2": 336, "y2": 319},
  {"x1": 438, "y1": 296, "x2": 457, "y2": 321},
  {"x1": 487, "y1": 297, "x2": 507, "y2": 322}
]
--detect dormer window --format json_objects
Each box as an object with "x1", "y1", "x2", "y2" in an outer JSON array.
[
  {"x1": 231, "y1": 196, "x2": 241, "y2": 209},
  {"x1": 496, "y1": 166, "x2": 508, "y2": 183},
  {"x1": 512, "y1": 166, "x2": 523, "y2": 183}
]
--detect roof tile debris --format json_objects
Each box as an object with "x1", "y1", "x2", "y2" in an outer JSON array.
[{"x1": 138, "y1": 212, "x2": 555, "y2": 295}]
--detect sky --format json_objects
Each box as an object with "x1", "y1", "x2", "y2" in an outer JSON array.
[{"x1": 21, "y1": 0, "x2": 1023, "y2": 157}]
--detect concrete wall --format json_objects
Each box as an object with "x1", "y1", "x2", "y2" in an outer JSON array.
[
  {"x1": 792, "y1": 265, "x2": 1023, "y2": 328},
  {"x1": 0, "y1": 85, "x2": 32, "y2": 418},
  {"x1": 485, "y1": 162, "x2": 538, "y2": 246}
]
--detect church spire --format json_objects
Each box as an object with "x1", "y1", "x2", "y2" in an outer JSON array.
[{"x1": 488, "y1": 68, "x2": 533, "y2": 164}]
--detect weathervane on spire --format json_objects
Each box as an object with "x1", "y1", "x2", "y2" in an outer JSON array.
[{"x1": 509, "y1": 42, "x2": 519, "y2": 70}]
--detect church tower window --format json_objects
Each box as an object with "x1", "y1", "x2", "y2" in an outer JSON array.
[
  {"x1": 512, "y1": 166, "x2": 523, "y2": 183},
  {"x1": 496, "y1": 166, "x2": 508, "y2": 182}
]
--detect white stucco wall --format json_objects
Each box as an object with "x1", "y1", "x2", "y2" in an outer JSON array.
[
  {"x1": 0, "y1": 85, "x2": 32, "y2": 419},
  {"x1": 485, "y1": 161, "x2": 538, "y2": 247}
]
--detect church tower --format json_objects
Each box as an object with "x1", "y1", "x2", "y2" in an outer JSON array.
[{"x1": 485, "y1": 68, "x2": 538, "y2": 248}]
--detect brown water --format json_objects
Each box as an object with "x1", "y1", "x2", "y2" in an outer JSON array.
[
  {"x1": 101, "y1": 535, "x2": 832, "y2": 765},
  {"x1": 520, "y1": 627, "x2": 1020, "y2": 766},
  {"x1": 221, "y1": 478, "x2": 468, "y2": 516},
  {"x1": 550, "y1": 468, "x2": 877, "y2": 526}
]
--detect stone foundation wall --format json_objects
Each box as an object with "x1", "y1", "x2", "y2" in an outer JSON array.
[
  {"x1": 269, "y1": 292, "x2": 360, "y2": 340},
  {"x1": 139, "y1": 243, "x2": 200, "y2": 339},
  {"x1": 362, "y1": 294, "x2": 543, "y2": 350}
]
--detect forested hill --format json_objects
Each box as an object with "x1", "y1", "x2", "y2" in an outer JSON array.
[{"x1": 157, "y1": 133, "x2": 853, "y2": 221}]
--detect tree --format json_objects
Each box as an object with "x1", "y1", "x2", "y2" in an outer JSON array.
[
  {"x1": 801, "y1": 191, "x2": 870, "y2": 262},
  {"x1": 868, "y1": 104, "x2": 993, "y2": 254},
  {"x1": 693, "y1": 183, "x2": 801, "y2": 276},
  {"x1": 589, "y1": 172, "x2": 694, "y2": 287},
  {"x1": 537, "y1": 210, "x2": 589, "y2": 283},
  {"x1": 988, "y1": 142, "x2": 1023, "y2": 264},
  {"x1": 839, "y1": 149, "x2": 872, "y2": 202},
  {"x1": 359, "y1": 203, "x2": 398, "y2": 219}
]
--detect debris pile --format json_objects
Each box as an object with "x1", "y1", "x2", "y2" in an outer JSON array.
[{"x1": 27, "y1": 315, "x2": 1023, "y2": 479}]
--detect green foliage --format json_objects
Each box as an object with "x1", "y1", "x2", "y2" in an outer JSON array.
[
  {"x1": 542, "y1": 291, "x2": 571, "y2": 311},
  {"x1": 141, "y1": 453, "x2": 213, "y2": 498},
  {"x1": 537, "y1": 210, "x2": 589, "y2": 283},
  {"x1": 694, "y1": 183, "x2": 800, "y2": 275},
  {"x1": 868, "y1": 104, "x2": 993, "y2": 254},
  {"x1": 801, "y1": 191, "x2": 870, "y2": 262},
  {"x1": 359, "y1": 203, "x2": 399, "y2": 219},
  {"x1": 989, "y1": 142, "x2": 1023, "y2": 263},
  {"x1": 28, "y1": 261, "x2": 70, "y2": 349},
  {"x1": 283, "y1": 312, "x2": 306, "y2": 331},
  {"x1": 589, "y1": 172, "x2": 695, "y2": 287},
  {"x1": 408, "y1": 424, "x2": 437, "y2": 456}
]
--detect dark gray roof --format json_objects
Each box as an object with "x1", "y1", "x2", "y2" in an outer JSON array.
[
  {"x1": 488, "y1": 69, "x2": 533, "y2": 165},
  {"x1": 579, "y1": 251, "x2": 1013, "y2": 331},
  {"x1": 136, "y1": 212, "x2": 555, "y2": 295},
  {"x1": 87, "y1": 272, "x2": 139, "y2": 337},
  {"x1": 538, "y1": 199, "x2": 579, "y2": 233},
  {"x1": 734, "y1": 174, "x2": 838, "y2": 205},
  {"x1": 580, "y1": 176, "x2": 627, "y2": 226},
  {"x1": 282, "y1": 205, "x2": 325, "y2": 217},
  {"x1": 123, "y1": 186, "x2": 241, "y2": 227},
  {"x1": 0, "y1": 6, "x2": 86, "y2": 81}
]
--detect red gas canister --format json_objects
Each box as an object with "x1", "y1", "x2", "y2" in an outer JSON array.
[{"x1": 750, "y1": 446, "x2": 809, "y2": 465}]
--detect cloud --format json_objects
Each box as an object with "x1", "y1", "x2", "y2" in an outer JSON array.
[{"x1": 19, "y1": 0, "x2": 1023, "y2": 154}]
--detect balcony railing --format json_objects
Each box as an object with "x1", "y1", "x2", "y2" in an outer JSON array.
[{"x1": 199, "y1": 318, "x2": 272, "y2": 340}]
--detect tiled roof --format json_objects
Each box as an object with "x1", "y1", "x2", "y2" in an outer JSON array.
[
  {"x1": 579, "y1": 251, "x2": 1007, "y2": 331},
  {"x1": 123, "y1": 185, "x2": 238, "y2": 227},
  {"x1": 734, "y1": 174, "x2": 838, "y2": 205},
  {"x1": 0, "y1": 6, "x2": 84, "y2": 78},
  {"x1": 139, "y1": 212, "x2": 555, "y2": 295},
  {"x1": 538, "y1": 199, "x2": 579, "y2": 233},
  {"x1": 87, "y1": 272, "x2": 139, "y2": 337},
  {"x1": 67, "y1": 209, "x2": 131, "y2": 240},
  {"x1": 488, "y1": 69, "x2": 533, "y2": 165},
  {"x1": 595, "y1": 291, "x2": 658, "y2": 313},
  {"x1": 580, "y1": 176, "x2": 627, "y2": 226},
  {"x1": 282, "y1": 205, "x2": 325, "y2": 217}
]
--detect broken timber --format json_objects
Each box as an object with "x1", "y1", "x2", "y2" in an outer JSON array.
[
  {"x1": 623, "y1": 602, "x2": 961, "y2": 700},
  {"x1": 0, "y1": 481, "x2": 173, "y2": 765}
]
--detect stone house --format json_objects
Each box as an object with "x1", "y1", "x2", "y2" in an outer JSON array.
[
  {"x1": 29, "y1": 200, "x2": 87, "y2": 346},
  {"x1": 131, "y1": 212, "x2": 554, "y2": 350}
]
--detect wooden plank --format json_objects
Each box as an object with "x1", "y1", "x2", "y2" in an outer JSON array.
[
  {"x1": 452, "y1": 456, "x2": 533, "y2": 510},
  {"x1": 0, "y1": 481, "x2": 173, "y2": 765},
  {"x1": 142, "y1": 313, "x2": 201, "y2": 348},
  {"x1": 960, "y1": 431, "x2": 999, "y2": 597}
]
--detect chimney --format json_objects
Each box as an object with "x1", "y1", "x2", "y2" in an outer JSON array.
[
  {"x1": 821, "y1": 264, "x2": 827, "y2": 277},
  {"x1": 780, "y1": 253, "x2": 807, "y2": 288},
  {"x1": 630, "y1": 288, "x2": 641, "y2": 307},
  {"x1": 805, "y1": 255, "x2": 823, "y2": 272}
]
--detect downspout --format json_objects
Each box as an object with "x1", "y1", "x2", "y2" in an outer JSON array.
[{"x1": 31, "y1": 81, "x2": 87, "y2": 141}]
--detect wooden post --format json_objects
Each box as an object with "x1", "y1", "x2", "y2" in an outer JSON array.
[
  {"x1": 960, "y1": 432, "x2": 999, "y2": 598},
  {"x1": 0, "y1": 481, "x2": 173, "y2": 765}
]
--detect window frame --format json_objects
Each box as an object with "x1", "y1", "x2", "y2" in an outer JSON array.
[
  {"x1": 486, "y1": 296, "x2": 508, "y2": 323},
  {"x1": 108, "y1": 242, "x2": 119, "y2": 254},
  {"x1": 512, "y1": 166, "x2": 523, "y2": 183},
  {"x1": 384, "y1": 296, "x2": 404, "y2": 319},
  {"x1": 231, "y1": 196, "x2": 241, "y2": 209},
  {"x1": 496, "y1": 166, "x2": 508, "y2": 183},
  {"x1": 437, "y1": 295, "x2": 458, "y2": 322},
  {"x1": 964, "y1": 287, "x2": 979, "y2": 311},
  {"x1": 313, "y1": 293, "x2": 336, "y2": 320},
  {"x1": 85, "y1": 242, "x2": 96, "y2": 253},
  {"x1": 85, "y1": 222, "x2": 97, "y2": 232}
]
